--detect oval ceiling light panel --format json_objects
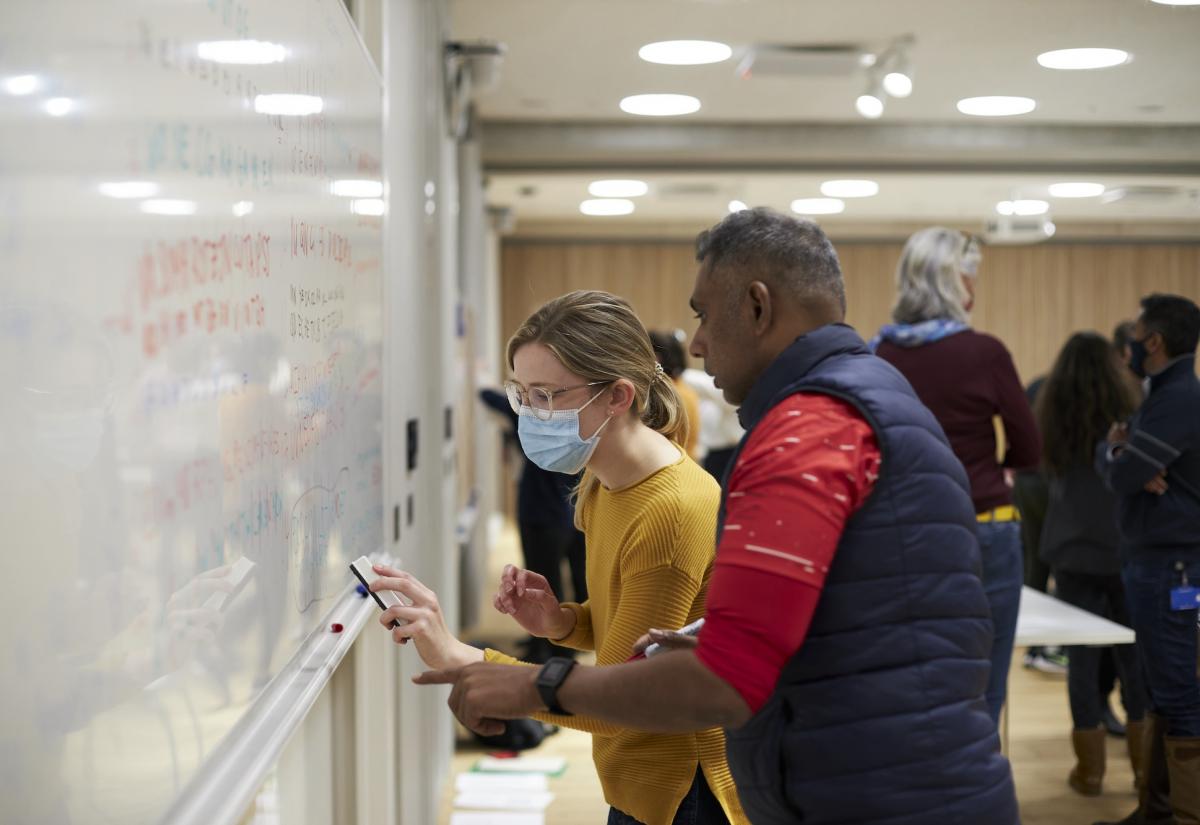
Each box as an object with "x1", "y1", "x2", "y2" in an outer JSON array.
[
  {"x1": 1037, "y1": 48, "x2": 1130, "y2": 70},
  {"x1": 254, "y1": 93, "x2": 323, "y2": 115},
  {"x1": 580, "y1": 198, "x2": 636, "y2": 216},
  {"x1": 638, "y1": 40, "x2": 732, "y2": 66},
  {"x1": 883, "y1": 72, "x2": 913, "y2": 97},
  {"x1": 44, "y1": 97, "x2": 75, "y2": 117},
  {"x1": 3, "y1": 74, "x2": 39, "y2": 95},
  {"x1": 1012, "y1": 199, "x2": 1050, "y2": 216},
  {"x1": 728, "y1": 200, "x2": 749, "y2": 213},
  {"x1": 996, "y1": 201, "x2": 1015, "y2": 216},
  {"x1": 588, "y1": 179, "x2": 649, "y2": 198},
  {"x1": 956, "y1": 96, "x2": 1036, "y2": 116},
  {"x1": 1048, "y1": 182, "x2": 1106, "y2": 198},
  {"x1": 98, "y1": 181, "x2": 160, "y2": 199},
  {"x1": 619, "y1": 94, "x2": 701, "y2": 117},
  {"x1": 198, "y1": 40, "x2": 287, "y2": 65},
  {"x1": 820, "y1": 179, "x2": 879, "y2": 198},
  {"x1": 790, "y1": 198, "x2": 845, "y2": 215},
  {"x1": 1150, "y1": 0, "x2": 1200, "y2": 5}
]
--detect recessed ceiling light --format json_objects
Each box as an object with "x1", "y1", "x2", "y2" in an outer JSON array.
[
  {"x1": 728, "y1": 200, "x2": 748, "y2": 213},
  {"x1": 43, "y1": 97, "x2": 74, "y2": 117},
  {"x1": 254, "y1": 94, "x2": 323, "y2": 116},
  {"x1": 855, "y1": 94, "x2": 884, "y2": 119},
  {"x1": 1037, "y1": 48, "x2": 1130, "y2": 70},
  {"x1": 820, "y1": 179, "x2": 879, "y2": 198},
  {"x1": 3, "y1": 74, "x2": 38, "y2": 96},
  {"x1": 1048, "y1": 182, "x2": 1106, "y2": 198},
  {"x1": 588, "y1": 179, "x2": 648, "y2": 198},
  {"x1": 198, "y1": 40, "x2": 287, "y2": 65},
  {"x1": 140, "y1": 199, "x2": 197, "y2": 216},
  {"x1": 1150, "y1": 0, "x2": 1200, "y2": 5},
  {"x1": 232, "y1": 201, "x2": 254, "y2": 217},
  {"x1": 98, "y1": 181, "x2": 160, "y2": 199},
  {"x1": 331, "y1": 179, "x2": 384, "y2": 198},
  {"x1": 352, "y1": 199, "x2": 386, "y2": 216},
  {"x1": 619, "y1": 94, "x2": 701, "y2": 117},
  {"x1": 638, "y1": 40, "x2": 732, "y2": 66},
  {"x1": 791, "y1": 198, "x2": 845, "y2": 215},
  {"x1": 957, "y1": 96, "x2": 1036, "y2": 117},
  {"x1": 580, "y1": 198, "x2": 635, "y2": 216},
  {"x1": 997, "y1": 199, "x2": 1049, "y2": 216}
]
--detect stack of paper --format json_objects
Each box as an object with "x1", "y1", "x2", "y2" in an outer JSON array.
[
  {"x1": 473, "y1": 755, "x2": 568, "y2": 776},
  {"x1": 451, "y1": 767, "x2": 556, "y2": 823}
]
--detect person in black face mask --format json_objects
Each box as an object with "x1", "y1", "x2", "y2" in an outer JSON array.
[{"x1": 1095, "y1": 292, "x2": 1200, "y2": 825}]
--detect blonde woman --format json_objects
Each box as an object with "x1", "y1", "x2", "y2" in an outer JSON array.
[
  {"x1": 371, "y1": 291, "x2": 747, "y2": 825},
  {"x1": 871, "y1": 227, "x2": 1040, "y2": 724}
]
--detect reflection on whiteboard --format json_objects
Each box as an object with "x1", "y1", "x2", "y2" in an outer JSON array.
[{"x1": 0, "y1": 0, "x2": 383, "y2": 822}]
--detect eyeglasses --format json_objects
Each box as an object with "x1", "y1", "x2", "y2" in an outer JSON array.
[{"x1": 504, "y1": 379, "x2": 610, "y2": 421}]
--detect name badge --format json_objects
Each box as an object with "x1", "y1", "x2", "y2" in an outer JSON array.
[{"x1": 1169, "y1": 586, "x2": 1200, "y2": 611}]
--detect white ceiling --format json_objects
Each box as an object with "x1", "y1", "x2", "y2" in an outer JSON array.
[
  {"x1": 452, "y1": 0, "x2": 1200, "y2": 234},
  {"x1": 451, "y1": 0, "x2": 1200, "y2": 125}
]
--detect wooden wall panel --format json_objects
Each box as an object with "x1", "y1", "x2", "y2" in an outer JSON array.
[{"x1": 501, "y1": 241, "x2": 1200, "y2": 384}]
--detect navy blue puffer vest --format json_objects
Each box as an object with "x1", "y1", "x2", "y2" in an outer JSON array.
[{"x1": 722, "y1": 325, "x2": 1019, "y2": 825}]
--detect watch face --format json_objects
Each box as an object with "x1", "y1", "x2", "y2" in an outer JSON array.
[{"x1": 543, "y1": 661, "x2": 568, "y2": 681}]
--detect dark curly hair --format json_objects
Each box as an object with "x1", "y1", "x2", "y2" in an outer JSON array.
[{"x1": 1035, "y1": 332, "x2": 1142, "y2": 477}]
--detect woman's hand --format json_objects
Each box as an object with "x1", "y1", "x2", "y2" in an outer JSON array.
[
  {"x1": 631, "y1": 628, "x2": 701, "y2": 657},
  {"x1": 370, "y1": 564, "x2": 483, "y2": 670},
  {"x1": 493, "y1": 564, "x2": 575, "y2": 640}
]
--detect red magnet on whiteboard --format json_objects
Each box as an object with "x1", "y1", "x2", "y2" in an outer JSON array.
[{"x1": 331, "y1": 622, "x2": 344, "y2": 633}]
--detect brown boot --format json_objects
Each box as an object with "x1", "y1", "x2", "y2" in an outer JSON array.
[
  {"x1": 1094, "y1": 712, "x2": 1175, "y2": 825},
  {"x1": 1165, "y1": 736, "x2": 1200, "y2": 825},
  {"x1": 1072, "y1": 725, "x2": 1108, "y2": 796},
  {"x1": 1128, "y1": 719, "x2": 1148, "y2": 789}
]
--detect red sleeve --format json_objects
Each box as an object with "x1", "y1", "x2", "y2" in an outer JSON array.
[{"x1": 694, "y1": 393, "x2": 881, "y2": 713}]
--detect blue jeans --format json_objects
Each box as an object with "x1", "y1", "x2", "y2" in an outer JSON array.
[
  {"x1": 607, "y1": 769, "x2": 728, "y2": 825},
  {"x1": 976, "y1": 520, "x2": 1024, "y2": 725},
  {"x1": 1122, "y1": 554, "x2": 1200, "y2": 737}
]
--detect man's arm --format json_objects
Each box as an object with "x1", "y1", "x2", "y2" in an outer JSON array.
[{"x1": 1097, "y1": 399, "x2": 1189, "y2": 495}]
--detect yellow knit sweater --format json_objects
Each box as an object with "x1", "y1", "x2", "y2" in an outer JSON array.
[{"x1": 486, "y1": 448, "x2": 748, "y2": 825}]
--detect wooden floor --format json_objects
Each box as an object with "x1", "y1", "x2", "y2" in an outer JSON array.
[{"x1": 441, "y1": 522, "x2": 1140, "y2": 825}]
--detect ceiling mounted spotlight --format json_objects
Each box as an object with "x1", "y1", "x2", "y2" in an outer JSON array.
[
  {"x1": 880, "y1": 35, "x2": 915, "y2": 98},
  {"x1": 856, "y1": 71, "x2": 885, "y2": 119}
]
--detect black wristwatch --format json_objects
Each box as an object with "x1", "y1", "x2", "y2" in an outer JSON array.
[{"x1": 535, "y1": 656, "x2": 577, "y2": 716}]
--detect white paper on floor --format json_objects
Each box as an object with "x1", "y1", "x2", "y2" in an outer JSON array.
[
  {"x1": 475, "y1": 755, "x2": 567, "y2": 774},
  {"x1": 456, "y1": 772, "x2": 549, "y2": 793},
  {"x1": 449, "y1": 812, "x2": 545, "y2": 825},
  {"x1": 454, "y1": 790, "x2": 555, "y2": 811}
]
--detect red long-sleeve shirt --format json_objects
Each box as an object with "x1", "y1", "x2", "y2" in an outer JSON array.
[{"x1": 694, "y1": 393, "x2": 881, "y2": 713}]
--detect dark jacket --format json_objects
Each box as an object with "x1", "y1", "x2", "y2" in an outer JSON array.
[
  {"x1": 723, "y1": 325, "x2": 1018, "y2": 825},
  {"x1": 1095, "y1": 354, "x2": 1200, "y2": 554},
  {"x1": 1040, "y1": 464, "x2": 1122, "y2": 577}
]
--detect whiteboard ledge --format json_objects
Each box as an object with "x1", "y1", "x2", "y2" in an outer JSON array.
[{"x1": 159, "y1": 553, "x2": 390, "y2": 825}]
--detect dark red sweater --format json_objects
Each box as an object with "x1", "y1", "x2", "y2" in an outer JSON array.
[{"x1": 876, "y1": 330, "x2": 1040, "y2": 513}]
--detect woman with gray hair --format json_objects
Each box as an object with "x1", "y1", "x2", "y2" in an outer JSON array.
[{"x1": 873, "y1": 227, "x2": 1040, "y2": 725}]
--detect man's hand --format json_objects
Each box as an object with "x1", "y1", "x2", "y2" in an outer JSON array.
[
  {"x1": 414, "y1": 662, "x2": 544, "y2": 736},
  {"x1": 631, "y1": 628, "x2": 701, "y2": 656},
  {"x1": 1144, "y1": 471, "x2": 1169, "y2": 496}
]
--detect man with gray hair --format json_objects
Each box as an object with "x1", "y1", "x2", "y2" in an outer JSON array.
[{"x1": 418, "y1": 208, "x2": 1019, "y2": 825}]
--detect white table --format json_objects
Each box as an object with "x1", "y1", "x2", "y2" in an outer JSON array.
[
  {"x1": 1003, "y1": 586, "x2": 1136, "y2": 751},
  {"x1": 1015, "y1": 586, "x2": 1136, "y2": 647}
]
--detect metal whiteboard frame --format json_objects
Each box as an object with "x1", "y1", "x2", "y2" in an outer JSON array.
[{"x1": 158, "y1": 561, "x2": 383, "y2": 825}]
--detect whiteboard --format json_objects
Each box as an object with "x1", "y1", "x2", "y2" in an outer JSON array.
[{"x1": 0, "y1": 2, "x2": 383, "y2": 822}]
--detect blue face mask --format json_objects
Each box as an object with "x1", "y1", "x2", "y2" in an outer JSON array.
[{"x1": 517, "y1": 389, "x2": 611, "y2": 474}]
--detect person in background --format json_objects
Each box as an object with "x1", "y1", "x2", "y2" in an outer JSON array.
[
  {"x1": 1012, "y1": 375, "x2": 1068, "y2": 675},
  {"x1": 650, "y1": 329, "x2": 702, "y2": 460},
  {"x1": 681, "y1": 367, "x2": 743, "y2": 481},
  {"x1": 873, "y1": 227, "x2": 1040, "y2": 724},
  {"x1": 1095, "y1": 293, "x2": 1200, "y2": 825},
  {"x1": 388, "y1": 292, "x2": 748, "y2": 825},
  {"x1": 1035, "y1": 332, "x2": 1148, "y2": 797},
  {"x1": 416, "y1": 209, "x2": 1019, "y2": 825},
  {"x1": 480, "y1": 388, "x2": 587, "y2": 662}
]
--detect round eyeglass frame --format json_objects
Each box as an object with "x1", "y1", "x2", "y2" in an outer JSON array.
[{"x1": 504, "y1": 379, "x2": 610, "y2": 421}]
